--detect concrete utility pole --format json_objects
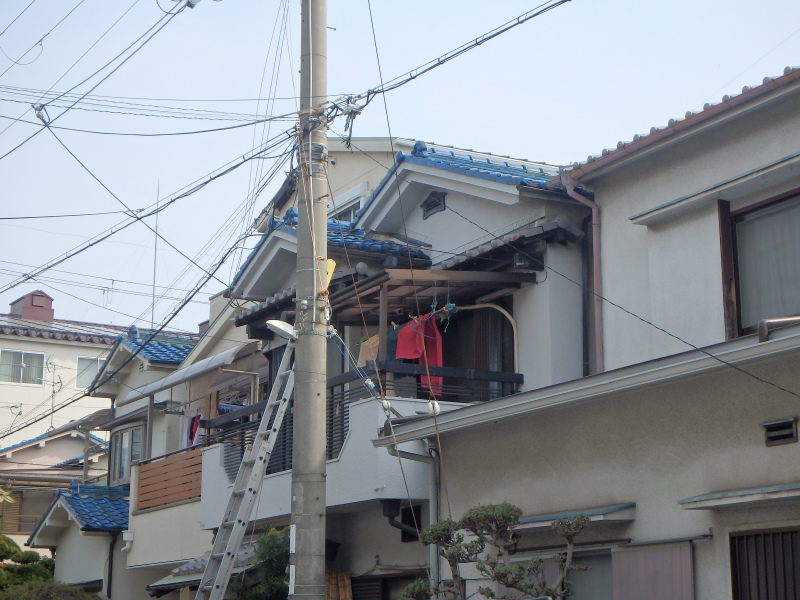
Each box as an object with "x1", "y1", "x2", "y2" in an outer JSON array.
[{"x1": 291, "y1": 1, "x2": 327, "y2": 599}]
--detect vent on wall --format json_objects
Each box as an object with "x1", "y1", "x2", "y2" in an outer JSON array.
[
  {"x1": 762, "y1": 417, "x2": 798, "y2": 446},
  {"x1": 421, "y1": 191, "x2": 446, "y2": 219}
]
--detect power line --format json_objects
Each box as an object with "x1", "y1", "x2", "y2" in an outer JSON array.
[
  {"x1": 0, "y1": 127, "x2": 294, "y2": 296},
  {"x1": 338, "y1": 0, "x2": 571, "y2": 114},
  {"x1": 45, "y1": 126, "x2": 228, "y2": 288},
  {"x1": 0, "y1": 232, "x2": 243, "y2": 440},
  {"x1": 0, "y1": 209, "x2": 137, "y2": 221},
  {"x1": 0, "y1": 0, "x2": 38, "y2": 39},
  {"x1": 0, "y1": 0, "x2": 87, "y2": 81},
  {"x1": 0, "y1": 3, "x2": 183, "y2": 163}
]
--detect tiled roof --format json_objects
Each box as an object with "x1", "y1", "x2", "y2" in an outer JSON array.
[
  {"x1": 172, "y1": 542, "x2": 257, "y2": 576},
  {"x1": 57, "y1": 481, "x2": 129, "y2": 531},
  {"x1": 0, "y1": 315, "x2": 121, "y2": 344},
  {"x1": 565, "y1": 66, "x2": 800, "y2": 177},
  {"x1": 354, "y1": 140, "x2": 561, "y2": 227},
  {"x1": 269, "y1": 207, "x2": 430, "y2": 260},
  {"x1": 229, "y1": 207, "x2": 431, "y2": 295},
  {"x1": 0, "y1": 431, "x2": 106, "y2": 456},
  {"x1": 121, "y1": 336, "x2": 197, "y2": 364}
]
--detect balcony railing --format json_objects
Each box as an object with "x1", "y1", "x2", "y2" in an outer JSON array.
[
  {"x1": 199, "y1": 391, "x2": 349, "y2": 483},
  {"x1": 136, "y1": 446, "x2": 202, "y2": 511}
]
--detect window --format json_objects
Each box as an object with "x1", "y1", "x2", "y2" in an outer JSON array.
[
  {"x1": 731, "y1": 194, "x2": 800, "y2": 332},
  {"x1": 731, "y1": 528, "x2": 800, "y2": 600},
  {"x1": 331, "y1": 202, "x2": 359, "y2": 223},
  {"x1": 76, "y1": 357, "x2": 103, "y2": 389},
  {"x1": 0, "y1": 350, "x2": 44, "y2": 385},
  {"x1": 109, "y1": 425, "x2": 144, "y2": 485}
]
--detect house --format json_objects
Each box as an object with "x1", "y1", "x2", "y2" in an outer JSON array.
[
  {"x1": 0, "y1": 290, "x2": 123, "y2": 447},
  {"x1": 27, "y1": 480, "x2": 163, "y2": 599},
  {"x1": 22, "y1": 324, "x2": 202, "y2": 598},
  {"x1": 373, "y1": 66, "x2": 800, "y2": 600},
  {"x1": 223, "y1": 136, "x2": 591, "y2": 597},
  {"x1": 0, "y1": 429, "x2": 108, "y2": 551}
]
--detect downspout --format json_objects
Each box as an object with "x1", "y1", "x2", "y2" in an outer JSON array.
[
  {"x1": 560, "y1": 171, "x2": 604, "y2": 373},
  {"x1": 384, "y1": 444, "x2": 439, "y2": 589},
  {"x1": 107, "y1": 532, "x2": 118, "y2": 598}
]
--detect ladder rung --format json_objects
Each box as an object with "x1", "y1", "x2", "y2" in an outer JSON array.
[{"x1": 221, "y1": 519, "x2": 240, "y2": 529}]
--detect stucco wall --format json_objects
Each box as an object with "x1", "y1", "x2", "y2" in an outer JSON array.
[
  {"x1": 434, "y1": 349, "x2": 800, "y2": 600},
  {"x1": 0, "y1": 336, "x2": 113, "y2": 446},
  {"x1": 201, "y1": 397, "x2": 435, "y2": 529},
  {"x1": 53, "y1": 525, "x2": 108, "y2": 586},
  {"x1": 593, "y1": 88, "x2": 800, "y2": 370}
]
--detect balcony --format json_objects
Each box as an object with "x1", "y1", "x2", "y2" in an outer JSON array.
[
  {"x1": 135, "y1": 446, "x2": 202, "y2": 511},
  {"x1": 200, "y1": 397, "x2": 438, "y2": 530},
  {"x1": 126, "y1": 447, "x2": 212, "y2": 568}
]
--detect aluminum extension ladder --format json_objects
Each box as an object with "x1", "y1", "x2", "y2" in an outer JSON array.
[{"x1": 195, "y1": 337, "x2": 296, "y2": 600}]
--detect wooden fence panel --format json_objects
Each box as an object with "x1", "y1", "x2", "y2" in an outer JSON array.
[{"x1": 136, "y1": 447, "x2": 202, "y2": 511}]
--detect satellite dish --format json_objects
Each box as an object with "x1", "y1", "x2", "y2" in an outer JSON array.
[{"x1": 265, "y1": 320, "x2": 298, "y2": 341}]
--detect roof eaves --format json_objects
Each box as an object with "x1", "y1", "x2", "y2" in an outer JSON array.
[
  {"x1": 373, "y1": 322, "x2": 800, "y2": 446},
  {"x1": 562, "y1": 66, "x2": 800, "y2": 183}
]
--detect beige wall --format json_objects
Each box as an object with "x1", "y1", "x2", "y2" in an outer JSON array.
[
  {"x1": 590, "y1": 86, "x2": 800, "y2": 370},
  {"x1": 0, "y1": 335, "x2": 113, "y2": 446},
  {"x1": 434, "y1": 349, "x2": 800, "y2": 600}
]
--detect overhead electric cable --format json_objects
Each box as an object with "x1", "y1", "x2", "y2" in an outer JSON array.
[
  {"x1": 0, "y1": 209, "x2": 137, "y2": 220},
  {"x1": 46, "y1": 127, "x2": 227, "y2": 287},
  {"x1": 0, "y1": 236, "x2": 243, "y2": 439},
  {"x1": 0, "y1": 0, "x2": 143, "y2": 138},
  {"x1": 0, "y1": 127, "x2": 294, "y2": 295},
  {"x1": 0, "y1": 4, "x2": 182, "y2": 162},
  {"x1": 0, "y1": 0, "x2": 86, "y2": 81},
  {"x1": 337, "y1": 0, "x2": 571, "y2": 118},
  {"x1": 0, "y1": 0, "x2": 38, "y2": 39}
]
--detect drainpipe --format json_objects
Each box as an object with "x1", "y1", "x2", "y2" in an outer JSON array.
[
  {"x1": 560, "y1": 171, "x2": 604, "y2": 373},
  {"x1": 384, "y1": 444, "x2": 439, "y2": 590},
  {"x1": 107, "y1": 532, "x2": 118, "y2": 598}
]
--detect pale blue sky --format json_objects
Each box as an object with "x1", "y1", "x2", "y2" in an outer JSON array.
[{"x1": 0, "y1": 0, "x2": 798, "y2": 334}]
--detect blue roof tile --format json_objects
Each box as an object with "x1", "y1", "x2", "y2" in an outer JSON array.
[
  {"x1": 57, "y1": 481, "x2": 129, "y2": 531},
  {"x1": 120, "y1": 335, "x2": 197, "y2": 364},
  {"x1": 353, "y1": 140, "x2": 561, "y2": 227}
]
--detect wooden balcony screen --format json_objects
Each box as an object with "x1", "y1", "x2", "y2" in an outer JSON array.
[{"x1": 137, "y1": 447, "x2": 202, "y2": 511}]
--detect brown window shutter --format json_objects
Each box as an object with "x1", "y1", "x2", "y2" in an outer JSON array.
[
  {"x1": 612, "y1": 541, "x2": 694, "y2": 600},
  {"x1": 0, "y1": 492, "x2": 22, "y2": 534}
]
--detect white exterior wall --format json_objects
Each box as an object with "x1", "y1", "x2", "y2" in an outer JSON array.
[
  {"x1": 593, "y1": 87, "x2": 800, "y2": 370},
  {"x1": 435, "y1": 349, "x2": 800, "y2": 600},
  {"x1": 125, "y1": 499, "x2": 211, "y2": 569},
  {"x1": 338, "y1": 506, "x2": 429, "y2": 576},
  {"x1": 201, "y1": 398, "x2": 435, "y2": 529},
  {"x1": 0, "y1": 335, "x2": 112, "y2": 446},
  {"x1": 53, "y1": 526, "x2": 109, "y2": 586}
]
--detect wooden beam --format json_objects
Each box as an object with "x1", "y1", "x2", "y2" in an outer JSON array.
[
  {"x1": 386, "y1": 269, "x2": 536, "y2": 284},
  {"x1": 377, "y1": 360, "x2": 524, "y2": 384}
]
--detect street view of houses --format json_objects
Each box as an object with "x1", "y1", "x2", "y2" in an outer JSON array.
[{"x1": 0, "y1": 1, "x2": 799, "y2": 600}]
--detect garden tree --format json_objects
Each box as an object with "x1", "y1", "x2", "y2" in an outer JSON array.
[
  {"x1": 407, "y1": 503, "x2": 590, "y2": 600},
  {"x1": 0, "y1": 579, "x2": 93, "y2": 600},
  {"x1": 419, "y1": 519, "x2": 484, "y2": 600},
  {"x1": 0, "y1": 534, "x2": 53, "y2": 591},
  {"x1": 230, "y1": 528, "x2": 290, "y2": 600}
]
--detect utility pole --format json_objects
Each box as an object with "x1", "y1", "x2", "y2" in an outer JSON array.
[{"x1": 291, "y1": 1, "x2": 328, "y2": 600}]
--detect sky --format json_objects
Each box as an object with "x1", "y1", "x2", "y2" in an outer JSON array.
[{"x1": 0, "y1": 0, "x2": 799, "y2": 337}]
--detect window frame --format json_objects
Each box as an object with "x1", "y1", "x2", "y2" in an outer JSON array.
[
  {"x1": 76, "y1": 356, "x2": 103, "y2": 390},
  {"x1": 0, "y1": 349, "x2": 45, "y2": 386},
  {"x1": 720, "y1": 187, "x2": 800, "y2": 338},
  {"x1": 108, "y1": 423, "x2": 145, "y2": 486}
]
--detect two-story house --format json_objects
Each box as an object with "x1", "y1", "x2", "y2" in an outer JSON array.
[
  {"x1": 373, "y1": 67, "x2": 800, "y2": 600},
  {"x1": 223, "y1": 137, "x2": 589, "y2": 598}
]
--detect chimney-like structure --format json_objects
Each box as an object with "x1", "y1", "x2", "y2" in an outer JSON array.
[{"x1": 9, "y1": 290, "x2": 54, "y2": 321}]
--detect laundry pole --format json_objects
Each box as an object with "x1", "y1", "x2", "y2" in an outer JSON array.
[{"x1": 291, "y1": 1, "x2": 328, "y2": 600}]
